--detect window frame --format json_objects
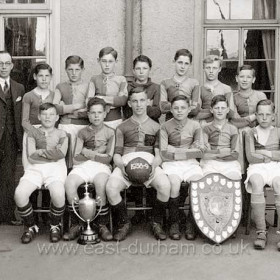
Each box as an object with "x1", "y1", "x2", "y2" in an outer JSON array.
[
  {"x1": 0, "y1": 0, "x2": 60, "y2": 90},
  {"x1": 0, "y1": 0, "x2": 50, "y2": 11},
  {"x1": 197, "y1": 0, "x2": 280, "y2": 124},
  {"x1": 204, "y1": 0, "x2": 280, "y2": 24}
]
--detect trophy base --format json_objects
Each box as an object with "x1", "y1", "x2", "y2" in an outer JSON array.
[
  {"x1": 77, "y1": 224, "x2": 100, "y2": 245},
  {"x1": 77, "y1": 231, "x2": 100, "y2": 245}
]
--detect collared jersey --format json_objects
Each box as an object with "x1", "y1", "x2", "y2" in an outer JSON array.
[
  {"x1": 160, "y1": 118, "x2": 204, "y2": 161},
  {"x1": 160, "y1": 77, "x2": 199, "y2": 120},
  {"x1": 74, "y1": 124, "x2": 115, "y2": 166},
  {"x1": 55, "y1": 81, "x2": 89, "y2": 125},
  {"x1": 87, "y1": 73, "x2": 128, "y2": 122},
  {"x1": 27, "y1": 127, "x2": 68, "y2": 163},
  {"x1": 193, "y1": 81, "x2": 234, "y2": 122},
  {"x1": 231, "y1": 90, "x2": 267, "y2": 128},
  {"x1": 115, "y1": 116, "x2": 160, "y2": 156},
  {"x1": 245, "y1": 126, "x2": 280, "y2": 164},
  {"x1": 123, "y1": 78, "x2": 161, "y2": 122},
  {"x1": 22, "y1": 90, "x2": 54, "y2": 132},
  {"x1": 203, "y1": 121, "x2": 239, "y2": 161}
]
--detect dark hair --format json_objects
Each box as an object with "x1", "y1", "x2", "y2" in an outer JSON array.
[
  {"x1": 133, "y1": 55, "x2": 152, "y2": 69},
  {"x1": 237, "y1": 65, "x2": 255, "y2": 77},
  {"x1": 65, "y1": 55, "x2": 84, "y2": 69},
  {"x1": 211, "y1": 95, "x2": 228, "y2": 108},
  {"x1": 99, "y1": 47, "x2": 118, "y2": 60},
  {"x1": 34, "y1": 63, "x2": 53, "y2": 75},
  {"x1": 171, "y1": 95, "x2": 190, "y2": 106},
  {"x1": 203, "y1": 55, "x2": 222, "y2": 68},
  {"x1": 39, "y1": 102, "x2": 57, "y2": 113},
  {"x1": 87, "y1": 97, "x2": 106, "y2": 111},
  {"x1": 128, "y1": 86, "x2": 147, "y2": 100},
  {"x1": 256, "y1": 99, "x2": 275, "y2": 113},
  {"x1": 174, "y1": 49, "x2": 193, "y2": 63}
]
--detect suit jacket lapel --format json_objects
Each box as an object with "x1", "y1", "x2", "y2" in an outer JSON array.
[
  {"x1": 10, "y1": 79, "x2": 17, "y2": 104},
  {"x1": 0, "y1": 86, "x2": 6, "y2": 104}
]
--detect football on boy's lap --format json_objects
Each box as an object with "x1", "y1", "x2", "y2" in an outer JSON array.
[{"x1": 125, "y1": 157, "x2": 152, "y2": 185}]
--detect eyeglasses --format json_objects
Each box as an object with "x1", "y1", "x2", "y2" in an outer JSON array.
[{"x1": 0, "y1": 62, "x2": 12, "y2": 68}]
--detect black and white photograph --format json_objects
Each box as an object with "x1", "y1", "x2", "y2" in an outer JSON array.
[{"x1": 0, "y1": 1, "x2": 280, "y2": 279}]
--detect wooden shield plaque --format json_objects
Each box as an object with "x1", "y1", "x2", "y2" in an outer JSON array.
[{"x1": 190, "y1": 173, "x2": 242, "y2": 244}]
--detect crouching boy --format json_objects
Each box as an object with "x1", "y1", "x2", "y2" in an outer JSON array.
[
  {"x1": 63, "y1": 97, "x2": 115, "y2": 242},
  {"x1": 14, "y1": 103, "x2": 68, "y2": 244},
  {"x1": 245, "y1": 99, "x2": 280, "y2": 250}
]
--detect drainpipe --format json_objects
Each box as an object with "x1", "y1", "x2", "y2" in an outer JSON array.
[{"x1": 124, "y1": 0, "x2": 134, "y2": 82}]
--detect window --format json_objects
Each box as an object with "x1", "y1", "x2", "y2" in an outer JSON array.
[
  {"x1": 0, "y1": 0, "x2": 60, "y2": 91},
  {"x1": 203, "y1": 0, "x2": 278, "y2": 102}
]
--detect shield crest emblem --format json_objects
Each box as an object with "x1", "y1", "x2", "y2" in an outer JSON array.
[{"x1": 190, "y1": 173, "x2": 242, "y2": 244}]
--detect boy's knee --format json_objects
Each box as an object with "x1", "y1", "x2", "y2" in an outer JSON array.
[
  {"x1": 249, "y1": 175, "x2": 264, "y2": 193},
  {"x1": 170, "y1": 183, "x2": 181, "y2": 198},
  {"x1": 154, "y1": 180, "x2": 171, "y2": 199},
  {"x1": 106, "y1": 179, "x2": 120, "y2": 199},
  {"x1": 94, "y1": 181, "x2": 107, "y2": 194},
  {"x1": 14, "y1": 186, "x2": 26, "y2": 203},
  {"x1": 14, "y1": 187, "x2": 22, "y2": 204},
  {"x1": 65, "y1": 179, "x2": 77, "y2": 192}
]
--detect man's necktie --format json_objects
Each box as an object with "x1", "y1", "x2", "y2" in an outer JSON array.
[{"x1": 3, "y1": 81, "x2": 8, "y2": 94}]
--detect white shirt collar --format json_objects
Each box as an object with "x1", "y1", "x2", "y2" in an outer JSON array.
[{"x1": 0, "y1": 77, "x2": 10, "y2": 90}]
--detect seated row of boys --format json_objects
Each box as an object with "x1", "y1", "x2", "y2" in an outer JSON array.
[{"x1": 15, "y1": 82, "x2": 278, "y2": 251}]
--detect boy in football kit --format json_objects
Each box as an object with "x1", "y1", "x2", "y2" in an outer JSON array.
[
  {"x1": 160, "y1": 95, "x2": 204, "y2": 240},
  {"x1": 191, "y1": 55, "x2": 235, "y2": 124},
  {"x1": 200, "y1": 95, "x2": 242, "y2": 180},
  {"x1": 245, "y1": 99, "x2": 280, "y2": 250},
  {"x1": 106, "y1": 87, "x2": 171, "y2": 241},
  {"x1": 87, "y1": 47, "x2": 128, "y2": 129},
  {"x1": 14, "y1": 103, "x2": 68, "y2": 244},
  {"x1": 63, "y1": 97, "x2": 115, "y2": 241}
]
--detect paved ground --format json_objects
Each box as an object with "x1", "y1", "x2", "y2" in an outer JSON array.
[{"x1": 1, "y1": 218, "x2": 280, "y2": 280}]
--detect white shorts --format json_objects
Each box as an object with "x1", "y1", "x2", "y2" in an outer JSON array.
[
  {"x1": 110, "y1": 151, "x2": 164, "y2": 188},
  {"x1": 20, "y1": 159, "x2": 67, "y2": 188},
  {"x1": 200, "y1": 159, "x2": 242, "y2": 180},
  {"x1": 245, "y1": 161, "x2": 280, "y2": 193},
  {"x1": 162, "y1": 159, "x2": 203, "y2": 182},
  {"x1": 69, "y1": 160, "x2": 111, "y2": 183},
  {"x1": 104, "y1": 119, "x2": 123, "y2": 130},
  {"x1": 58, "y1": 124, "x2": 87, "y2": 152}
]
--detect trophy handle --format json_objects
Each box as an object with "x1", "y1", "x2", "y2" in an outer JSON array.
[
  {"x1": 94, "y1": 196, "x2": 102, "y2": 220},
  {"x1": 72, "y1": 198, "x2": 86, "y2": 223}
]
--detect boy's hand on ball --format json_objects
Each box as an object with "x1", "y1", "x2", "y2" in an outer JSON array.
[{"x1": 120, "y1": 164, "x2": 129, "y2": 180}]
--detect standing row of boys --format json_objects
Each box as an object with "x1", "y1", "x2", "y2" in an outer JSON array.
[{"x1": 0, "y1": 46, "x2": 279, "y2": 251}]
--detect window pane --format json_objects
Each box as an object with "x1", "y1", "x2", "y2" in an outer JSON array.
[
  {"x1": 244, "y1": 29, "x2": 275, "y2": 60},
  {"x1": 244, "y1": 60, "x2": 275, "y2": 91},
  {"x1": 11, "y1": 58, "x2": 46, "y2": 91},
  {"x1": 206, "y1": 0, "x2": 229, "y2": 19},
  {"x1": 206, "y1": 30, "x2": 239, "y2": 59},
  {"x1": 219, "y1": 61, "x2": 239, "y2": 91},
  {"x1": 4, "y1": 17, "x2": 46, "y2": 57},
  {"x1": 231, "y1": 0, "x2": 253, "y2": 19},
  {"x1": 0, "y1": 0, "x2": 14, "y2": 3},
  {"x1": 206, "y1": 0, "x2": 276, "y2": 20}
]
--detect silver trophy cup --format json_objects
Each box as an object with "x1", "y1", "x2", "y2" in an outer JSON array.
[{"x1": 72, "y1": 183, "x2": 102, "y2": 245}]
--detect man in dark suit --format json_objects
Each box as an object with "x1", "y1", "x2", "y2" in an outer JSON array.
[{"x1": 0, "y1": 50, "x2": 25, "y2": 223}]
